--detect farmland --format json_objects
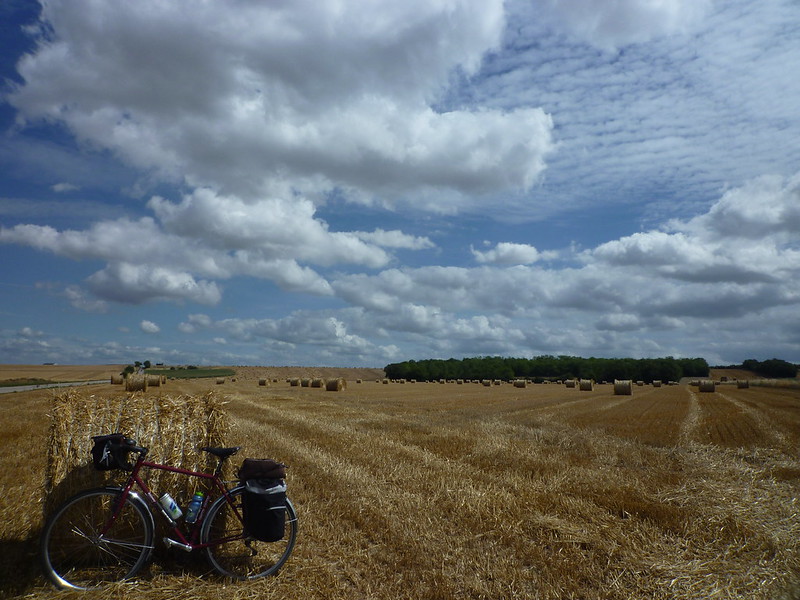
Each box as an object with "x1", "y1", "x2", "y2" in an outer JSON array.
[{"x1": 0, "y1": 366, "x2": 798, "y2": 599}]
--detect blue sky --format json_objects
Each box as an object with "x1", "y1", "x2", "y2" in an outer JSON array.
[{"x1": 1, "y1": 0, "x2": 799, "y2": 368}]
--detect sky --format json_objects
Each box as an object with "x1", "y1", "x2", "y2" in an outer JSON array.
[{"x1": 1, "y1": 0, "x2": 799, "y2": 368}]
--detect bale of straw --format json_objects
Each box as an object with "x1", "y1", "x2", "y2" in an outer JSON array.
[
  {"x1": 216, "y1": 378, "x2": 225, "y2": 385},
  {"x1": 579, "y1": 379, "x2": 593, "y2": 391},
  {"x1": 125, "y1": 375, "x2": 147, "y2": 392},
  {"x1": 382, "y1": 379, "x2": 389, "y2": 384},
  {"x1": 290, "y1": 378, "x2": 300, "y2": 387},
  {"x1": 44, "y1": 390, "x2": 229, "y2": 515},
  {"x1": 147, "y1": 374, "x2": 162, "y2": 387},
  {"x1": 513, "y1": 380, "x2": 527, "y2": 388},
  {"x1": 325, "y1": 377, "x2": 346, "y2": 392},
  {"x1": 737, "y1": 380, "x2": 750, "y2": 389},
  {"x1": 565, "y1": 379, "x2": 577, "y2": 388},
  {"x1": 637, "y1": 381, "x2": 645, "y2": 386},
  {"x1": 699, "y1": 379, "x2": 716, "y2": 392},
  {"x1": 652, "y1": 380, "x2": 662, "y2": 387},
  {"x1": 110, "y1": 374, "x2": 124, "y2": 385},
  {"x1": 301, "y1": 378, "x2": 311, "y2": 387},
  {"x1": 259, "y1": 378, "x2": 267, "y2": 386},
  {"x1": 614, "y1": 380, "x2": 633, "y2": 395},
  {"x1": 311, "y1": 378, "x2": 325, "y2": 388}
]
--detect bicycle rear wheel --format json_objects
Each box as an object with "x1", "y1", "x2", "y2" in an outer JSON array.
[
  {"x1": 40, "y1": 487, "x2": 154, "y2": 589},
  {"x1": 201, "y1": 486, "x2": 297, "y2": 579}
]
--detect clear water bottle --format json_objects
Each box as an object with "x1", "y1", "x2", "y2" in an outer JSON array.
[
  {"x1": 185, "y1": 491, "x2": 204, "y2": 523},
  {"x1": 158, "y1": 493, "x2": 183, "y2": 520}
]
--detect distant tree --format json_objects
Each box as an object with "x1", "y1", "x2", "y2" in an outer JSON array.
[{"x1": 143, "y1": 360, "x2": 151, "y2": 369}]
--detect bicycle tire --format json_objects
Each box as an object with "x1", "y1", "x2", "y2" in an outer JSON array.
[
  {"x1": 40, "y1": 487, "x2": 154, "y2": 589},
  {"x1": 201, "y1": 485, "x2": 297, "y2": 579}
]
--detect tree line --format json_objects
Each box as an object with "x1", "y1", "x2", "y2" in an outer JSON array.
[{"x1": 384, "y1": 355, "x2": 710, "y2": 383}]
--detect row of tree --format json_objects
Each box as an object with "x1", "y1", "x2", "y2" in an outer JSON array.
[
  {"x1": 384, "y1": 355, "x2": 710, "y2": 383},
  {"x1": 738, "y1": 358, "x2": 798, "y2": 379}
]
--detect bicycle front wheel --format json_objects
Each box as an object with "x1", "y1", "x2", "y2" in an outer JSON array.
[
  {"x1": 201, "y1": 486, "x2": 297, "y2": 579},
  {"x1": 40, "y1": 487, "x2": 154, "y2": 590}
]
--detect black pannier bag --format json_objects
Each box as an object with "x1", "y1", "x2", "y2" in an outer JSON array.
[
  {"x1": 242, "y1": 478, "x2": 287, "y2": 542},
  {"x1": 90, "y1": 433, "x2": 133, "y2": 471}
]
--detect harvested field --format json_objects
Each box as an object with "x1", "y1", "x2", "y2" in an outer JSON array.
[{"x1": 1, "y1": 367, "x2": 799, "y2": 600}]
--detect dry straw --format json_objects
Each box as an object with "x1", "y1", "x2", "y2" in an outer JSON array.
[
  {"x1": 311, "y1": 378, "x2": 325, "y2": 388},
  {"x1": 125, "y1": 375, "x2": 147, "y2": 392},
  {"x1": 699, "y1": 379, "x2": 716, "y2": 392},
  {"x1": 513, "y1": 380, "x2": 527, "y2": 388},
  {"x1": 325, "y1": 377, "x2": 347, "y2": 392},
  {"x1": 258, "y1": 378, "x2": 268, "y2": 386},
  {"x1": 110, "y1": 374, "x2": 124, "y2": 385},
  {"x1": 565, "y1": 379, "x2": 577, "y2": 388},
  {"x1": 44, "y1": 390, "x2": 230, "y2": 515},
  {"x1": 614, "y1": 379, "x2": 633, "y2": 395},
  {"x1": 737, "y1": 380, "x2": 750, "y2": 389},
  {"x1": 579, "y1": 379, "x2": 593, "y2": 391}
]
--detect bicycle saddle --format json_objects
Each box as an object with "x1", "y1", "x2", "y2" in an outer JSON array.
[{"x1": 200, "y1": 446, "x2": 241, "y2": 458}]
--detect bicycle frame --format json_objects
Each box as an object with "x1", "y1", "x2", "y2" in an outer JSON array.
[{"x1": 106, "y1": 453, "x2": 243, "y2": 551}]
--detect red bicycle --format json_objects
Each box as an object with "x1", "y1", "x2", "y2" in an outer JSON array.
[{"x1": 40, "y1": 435, "x2": 297, "y2": 590}]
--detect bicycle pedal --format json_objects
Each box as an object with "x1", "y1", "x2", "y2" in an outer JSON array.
[{"x1": 163, "y1": 537, "x2": 193, "y2": 552}]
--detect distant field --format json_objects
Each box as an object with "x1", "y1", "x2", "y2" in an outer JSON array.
[
  {"x1": 0, "y1": 364, "x2": 126, "y2": 382},
  {"x1": 2, "y1": 372, "x2": 798, "y2": 599},
  {"x1": 145, "y1": 367, "x2": 235, "y2": 379}
]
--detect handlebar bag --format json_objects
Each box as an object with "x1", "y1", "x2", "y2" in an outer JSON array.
[
  {"x1": 90, "y1": 433, "x2": 133, "y2": 471},
  {"x1": 242, "y1": 478, "x2": 287, "y2": 542}
]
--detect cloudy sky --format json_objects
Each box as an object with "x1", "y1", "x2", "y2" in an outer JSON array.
[{"x1": 1, "y1": 0, "x2": 799, "y2": 368}]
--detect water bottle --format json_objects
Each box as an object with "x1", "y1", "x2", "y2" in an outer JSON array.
[
  {"x1": 158, "y1": 493, "x2": 183, "y2": 520},
  {"x1": 185, "y1": 492, "x2": 204, "y2": 523}
]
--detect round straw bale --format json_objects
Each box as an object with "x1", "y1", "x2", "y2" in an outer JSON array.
[
  {"x1": 311, "y1": 378, "x2": 325, "y2": 388},
  {"x1": 565, "y1": 379, "x2": 577, "y2": 388},
  {"x1": 258, "y1": 378, "x2": 268, "y2": 386},
  {"x1": 290, "y1": 378, "x2": 300, "y2": 386},
  {"x1": 216, "y1": 378, "x2": 225, "y2": 385},
  {"x1": 652, "y1": 380, "x2": 662, "y2": 387},
  {"x1": 579, "y1": 379, "x2": 593, "y2": 391},
  {"x1": 737, "y1": 380, "x2": 750, "y2": 389},
  {"x1": 301, "y1": 378, "x2": 311, "y2": 387},
  {"x1": 382, "y1": 378, "x2": 389, "y2": 384},
  {"x1": 125, "y1": 375, "x2": 147, "y2": 392},
  {"x1": 110, "y1": 374, "x2": 124, "y2": 385},
  {"x1": 325, "y1": 377, "x2": 346, "y2": 391},
  {"x1": 614, "y1": 380, "x2": 632, "y2": 395},
  {"x1": 699, "y1": 379, "x2": 716, "y2": 392},
  {"x1": 513, "y1": 380, "x2": 527, "y2": 388},
  {"x1": 147, "y1": 374, "x2": 162, "y2": 387}
]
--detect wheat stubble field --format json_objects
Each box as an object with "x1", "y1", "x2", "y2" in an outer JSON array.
[{"x1": 1, "y1": 366, "x2": 798, "y2": 599}]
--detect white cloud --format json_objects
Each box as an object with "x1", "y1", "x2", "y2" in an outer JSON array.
[
  {"x1": 51, "y1": 182, "x2": 79, "y2": 193},
  {"x1": 471, "y1": 242, "x2": 554, "y2": 265},
  {"x1": 533, "y1": 0, "x2": 712, "y2": 50},
  {"x1": 11, "y1": 0, "x2": 552, "y2": 212},
  {"x1": 87, "y1": 263, "x2": 222, "y2": 306},
  {"x1": 140, "y1": 320, "x2": 160, "y2": 334}
]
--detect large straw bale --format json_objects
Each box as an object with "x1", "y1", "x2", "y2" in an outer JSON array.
[
  {"x1": 565, "y1": 379, "x2": 577, "y2": 388},
  {"x1": 44, "y1": 390, "x2": 230, "y2": 515},
  {"x1": 737, "y1": 380, "x2": 750, "y2": 389},
  {"x1": 614, "y1": 379, "x2": 633, "y2": 395},
  {"x1": 125, "y1": 374, "x2": 147, "y2": 392},
  {"x1": 699, "y1": 379, "x2": 716, "y2": 392},
  {"x1": 579, "y1": 379, "x2": 594, "y2": 391},
  {"x1": 110, "y1": 374, "x2": 124, "y2": 385},
  {"x1": 325, "y1": 377, "x2": 347, "y2": 392}
]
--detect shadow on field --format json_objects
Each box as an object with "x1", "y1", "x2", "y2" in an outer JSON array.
[{"x1": 0, "y1": 533, "x2": 42, "y2": 598}]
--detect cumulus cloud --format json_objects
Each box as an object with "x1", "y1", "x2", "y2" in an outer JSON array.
[
  {"x1": 11, "y1": 0, "x2": 552, "y2": 210},
  {"x1": 140, "y1": 320, "x2": 160, "y2": 334},
  {"x1": 471, "y1": 242, "x2": 554, "y2": 265}
]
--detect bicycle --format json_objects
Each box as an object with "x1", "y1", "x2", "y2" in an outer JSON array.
[{"x1": 40, "y1": 434, "x2": 298, "y2": 590}]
